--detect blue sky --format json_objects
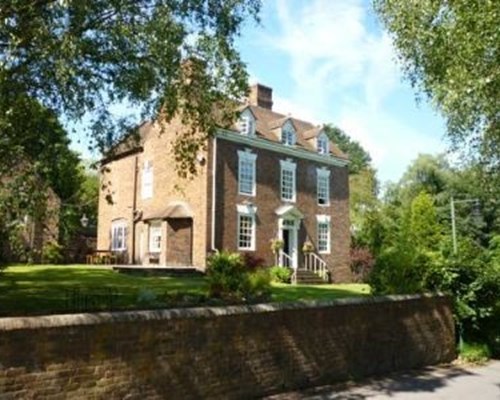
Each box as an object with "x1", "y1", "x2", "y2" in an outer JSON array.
[
  {"x1": 70, "y1": 0, "x2": 448, "y2": 184},
  {"x1": 235, "y1": 0, "x2": 448, "y2": 184}
]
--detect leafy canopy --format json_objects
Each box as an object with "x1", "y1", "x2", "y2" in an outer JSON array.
[
  {"x1": 1, "y1": 0, "x2": 261, "y2": 173},
  {"x1": 373, "y1": 0, "x2": 499, "y2": 169}
]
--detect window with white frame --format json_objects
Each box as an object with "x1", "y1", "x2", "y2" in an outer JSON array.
[
  {"x1": 238, "y1": 150, "x2": 257, "y2": 196},
  {"x1": 149, "y1": 222, "x2": 162, "y2": 253},
  {"x1": 317, "y1": 168, "x2": 331, "y2": 206},
  {"x1": 281, "y1": 121, "x2": 296, "y2": 146},
  {"x1": 317, "y1": 134, "x2": 328, "y2": 154},
  {"x1": 317, "y1": 215, "x2": 331, "y2": 254},
  {"x1": 236, "y1": 204, "x2": 257, "y2": 251},
  {"x1": 142, "y1": 160, "x2": 153, "y2": 199},
  {"x1": 111, "y1": 220, "x2": 127, "y2": 251},
  {"x1": 238, "y1": 109, "x2": 255, "y2": 136},
  {"x1": 280, "y1": 159, "x2": 296, "y2": 202}
]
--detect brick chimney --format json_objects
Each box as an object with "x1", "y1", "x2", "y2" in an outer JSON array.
[{"x1": 248, "y1": 84, "x2": 273, "y2": 110}]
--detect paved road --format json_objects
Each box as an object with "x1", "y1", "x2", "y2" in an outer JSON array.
[{"x1": 267, "y1": 361, "x2": 500, "y2": 399}]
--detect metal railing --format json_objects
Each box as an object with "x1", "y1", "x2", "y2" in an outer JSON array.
[{"x1": 303, "y1": 252, "x2": 329, "y2": 281}]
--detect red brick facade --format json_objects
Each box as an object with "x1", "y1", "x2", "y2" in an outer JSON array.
[{"x1": 97, "y1": 84, "x2": 351, "y2": 281}]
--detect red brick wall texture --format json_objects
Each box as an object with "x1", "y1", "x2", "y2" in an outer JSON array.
[{"x1": 0, "y1": 295, "x2": 455, "y2": 399}]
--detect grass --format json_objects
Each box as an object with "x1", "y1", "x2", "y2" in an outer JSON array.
[
  {"x1": 458, "y1": 341, "x2": 491, "y2": 364},
  {"x1": 0, "y1": 265, "x2": 370, "y2": 317}
]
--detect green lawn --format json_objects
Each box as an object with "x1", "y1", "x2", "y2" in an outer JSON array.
[{"x1": 0, "y1": 265, "x2": 370, "y2": 317}]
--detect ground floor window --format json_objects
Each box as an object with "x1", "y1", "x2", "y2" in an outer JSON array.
[
  {"x1": 317, "y1": 215, "x2": 331, "y2": 254},
  {"x1": 149, "y1": 221, "x2": 162, "y2": 253},
  {"x1": 111, "y1": 220, "x2": 127, "y2": 251},
  {"x1": 237, "y1": 214, "x2": 255, "y2": 250}
]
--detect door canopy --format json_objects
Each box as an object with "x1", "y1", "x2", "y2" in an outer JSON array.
[
  {"x1": 275, "y1": 205, "x2": 304, "y2": 219},
  {"x1": 142, "y1": 201, "x2": 193, "y2": 221}
]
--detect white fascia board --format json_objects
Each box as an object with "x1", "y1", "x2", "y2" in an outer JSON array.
[{"x1": 216, "y1": 128, "x2": 348, "y2": 168}]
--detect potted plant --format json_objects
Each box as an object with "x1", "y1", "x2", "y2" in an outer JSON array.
[
  {"x1": 270, "y1": 238, "x2": 284, "y2": 254},
  {"x1": 302, "y1": 240, "x2": 314, "y2": 254}
]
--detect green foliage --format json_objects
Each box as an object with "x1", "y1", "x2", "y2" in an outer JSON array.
[
  {"x1": 269, "y1": 266, "x2": 292, "y2": 284},
  {"x1": 371, "y1": 237, "x2": 500, "y2": 358},
  {"x1": 41, "y1": 242, "x2": 63, "y2": 264},
  {"x1": 459, "y1": 342, "x2": 491, "y2": 364},
  {"x1": 409, "y1": 192, "x2": 442, "y2": 250},
  {"x1": 373, "y1": 0, "x2": 499, "y2": 169},
  {"x1": 244, "y1": 269, "x2": 272, "y2": 301},
  {"x1": 1, "y1": 0, "x2": 260, "y2": 175},
  {"x1": 350, "y1": 247, "x2": 375, "y2": 283},
  {"x1": 324, "y1": 125, "x2": 372, "y2": 174},
  {"x1": 206, "y1": 251, "x2": 271, "y2": 301}
]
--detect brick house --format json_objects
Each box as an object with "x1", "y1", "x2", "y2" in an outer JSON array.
[{"x1": 97, "y1": 84, "x2": 351, "y2": 282}]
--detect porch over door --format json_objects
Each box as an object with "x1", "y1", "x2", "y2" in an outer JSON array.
[{"x1": 166, "y1": 218, "x2": 193, "y2": 266}]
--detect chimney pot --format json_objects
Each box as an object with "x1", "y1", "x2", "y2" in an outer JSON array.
[{"x1": 248, "y1": 84, "x2": 273, "y2": 110}]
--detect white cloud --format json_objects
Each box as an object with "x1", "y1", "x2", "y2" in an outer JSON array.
[
  {"x1": 273, "y1": 0, "x2": 398, "y2": 110},
  {"x1": 253, "y1": 0, "x2": 446, "y2": 182}
]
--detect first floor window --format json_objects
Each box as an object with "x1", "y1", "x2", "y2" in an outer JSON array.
[
  {"x1": 317, "y1": 168, "x2": 331, "y2": 206},
  {"x1": 149, "y1": 222, "x2": 162, "y2": 253},
  {"x1": 280, "y1": 159, "x2": 296, "y2": 202},
  {"x1": 237, "y1": 211, "x2": 256, "y2": 251},
  {"x1": 111, "y1": 220, "x2": 127, "y2": 251},
  {"x1": 238, "y1": 150, "x2": 257, "y2": 196},
  {"x1": 317, "y1": 215, "x2": 331, "y2": 254}
]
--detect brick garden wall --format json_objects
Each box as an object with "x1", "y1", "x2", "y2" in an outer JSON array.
[{"x1": 0, "y1": 295, "x2": 455, "y2": 399}]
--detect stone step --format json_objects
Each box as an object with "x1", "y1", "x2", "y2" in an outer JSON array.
[{"x1": 295, "y1": 269, "x2": 327, "y2": 284}]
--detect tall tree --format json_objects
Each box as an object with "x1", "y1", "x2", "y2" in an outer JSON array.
[
  {"x1": 1, "y1": 0, "x2": 261, "y2": 175},
  {"x1": 324, "y1": 125, "x2": 372, "y2": 174},
  {"x1": 373, "y1": 0, "x2": 499, "y2": 171}
]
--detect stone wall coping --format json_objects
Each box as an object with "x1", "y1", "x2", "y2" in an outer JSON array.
[{"x1": 0, "y1": 293, "x2": 447, "y2": 331}]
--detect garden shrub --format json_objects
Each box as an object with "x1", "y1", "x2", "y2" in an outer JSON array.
[
  {"x1": 350, "y1": 246, "x2": 375, "y2": 283},
  {"x1": 244, "y1": 268, "x2": 272, "y2": 301},
  {"x1": 269, "y1": 266, "x2": 292, "y2": 283},
  {"x1": 459, "y1": 342, "x2": 491, "y2": 364},
  {"x1": 241, "y1": 252, "x2": 266, "y2": 271},
  {"x1": 371, "y1": 238, "x2": 500, "y2": 359},
  {"x1": 206, "y1": 251, "x2": 271, "y2": 302},
  {"x1": 41, "y1": 242, "x2": 63, "y2": 264}
]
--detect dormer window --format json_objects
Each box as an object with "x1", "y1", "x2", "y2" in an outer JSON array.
[
  {"x1": 281, "y1": 120, "x2": 296, "y2": 146},
  {"x1": 238, "y1": 109, "x2": 255, "y2": 136},
  {"x1": 317, "y1": 133, "x2": 328, "y2": 154}
]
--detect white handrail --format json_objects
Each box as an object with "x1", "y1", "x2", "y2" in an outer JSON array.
[
  {"x1": 303, "y1": 253, "x2": 329, "y2": 281},
  {"x1": 278, "y1": 250, "x2": 296, "y2": 284},
  {"x1": 278, "y1": 250, "x2": 293, "y2": 268}
]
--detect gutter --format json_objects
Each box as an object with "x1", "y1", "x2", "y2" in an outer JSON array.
[{"x1": 131, "y1": 155, "x2": 138, "y2": 263}]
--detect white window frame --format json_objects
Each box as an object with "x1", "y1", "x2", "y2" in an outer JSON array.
[
  {"x1": 238, "y1": 150, "x2": 257, "y2": 196},
  {"x1": 317, "y1": 168, "x2": 331, "y2": 206},
  {"x1": 317, "y1": 215, "x2": 331, "y2": 254},
  {"x1": 280, "y1": 159, "x2": 296, "y2": 202},
  {"x1": 142, "y1": 160, "x2": 153, "y2": 199},
  {"x1": 239, "y1": 109, "x2": 255, "y2": 136},
  {"x1": 148, "y1": 221, "x2": 162, "y2": 253},
  {"x1": 281, "y1": 121, "x2": 296, "y2": 146},
  {"x1": 111, "y1": 220, "x2": 127, "y2": 251},
  {"x1": 236, "y1": 204, "x2": 257, "y2": 251},
  {"x1": 317, "y1": 133, "x2": 328, "y2": 155}
]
